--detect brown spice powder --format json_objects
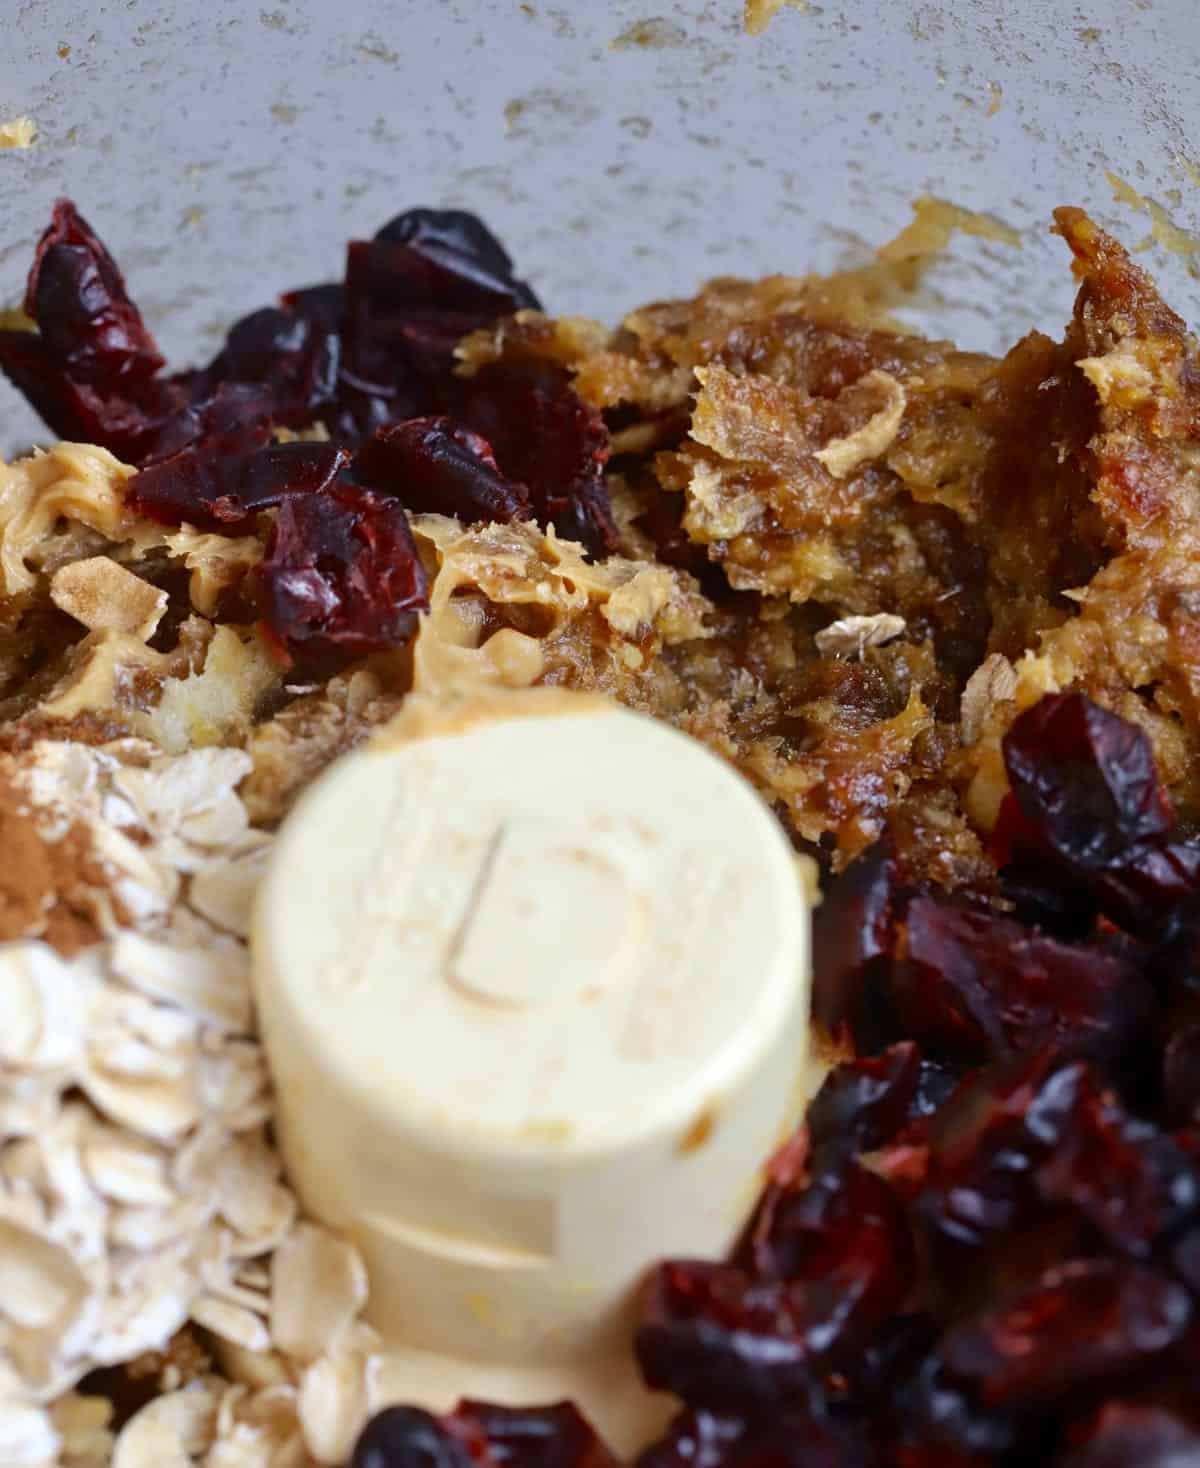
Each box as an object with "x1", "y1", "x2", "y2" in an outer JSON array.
[{"x1": 0, "y1": 768, "x2": 109, "y2": 954}]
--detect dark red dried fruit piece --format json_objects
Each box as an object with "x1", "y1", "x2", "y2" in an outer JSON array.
[
  {"x1": 129, "y1": 440, "x2": 348, "y2": 532},
  {"x1": 195, "y1": 304, "x2": 341, "y2": 430},
  {"x1": 634, "y1": 1159, "x2": 914, "y2": 1406},
  {"x1": 337, "y1": 209, "x2": 543, "y2": 443},
  {"x1": 0, "y1": 202, "x2": 180, "y2": 461},
  {"x1": 810, "y1": 836, "x2": 905, "y2": 1045},
  {"x1": 635, "y1": 1260, "x2": 817, "y2": 1406},
  {"x1": 995, "y1": 692, "x2": 1200, "y2": 934},
  {"x1": 744, "y1": 1154, "x2": 914, "y2": 1305},
  {"x1": 919, "y1": 1053, "x2": 1200, "y2": 1309},
  {"x1": 1031, "y1": 1072, "x2": 1200, "y2": 1258},
  {"x1": 996, "y1": 850, "x2": 1099, "y2": 939},
  {"x1": 1151, "y1": 892, "x2": 1200, "y2": 998},
  {"x1": 0, "y1": 326, "x2": 177, "y2": 461},
  {"x1": 914, "y1": 1054, "x2": 1100, "y2": 1305},
  {"x1": 910, "y1": 1055, "x2": 964, "y2": 1119},
  {"x1": 940, "y1": 1259, "x2": 1192, "y2": 1410},
  {"x1": 371, "y1": 208, "x2": 541, "y2": 317},
  {"x1": 639, "y1": 1406, "x2": 872, "y2": 1468},
  {"x1": 1092, "y1": 838, "x2": 1200, "y2": 934},
  {"x1": 281, "y1": 282, "x2": 347, "y2": 325},
  {"x1": 1000, "y1": 826, "x2": 1200, "y2": 940},
  {"x1": 256, "y1": 482, "x2": 428, "y2": 661},
  {"x1": 355, "y1": 417, "x2": 534, "y2": 525},
  {"x1": 805, "y1": 1042, "x2": 922, "y2": 1158},
  {"x1": 848, "y1": 1312, "x2": 940, "y2": 1416},
  {"x1": 637, "y1": 1410, "x2": 745, "y2": 1468},
  {"x1": 444, "y1": 1401, "x2": 620, "y2": 1468},
  {"x1": 892, "y1": 895, "x2": 1156, "y2": 1067},
  {"x1": 889, "y1": 1357, "x2": 1028, "y2": 1468},
  {"x1": 23, "y1": 198, "x2": 164, "y2": 385},
  {"x1": 456, "y1": 363, "x2": 617, "y2": 557},
  {"x1": 812, "y1": 1053, "x2": 957, "y2": 1205},
  {"x1": 1062, "y1": 1403, "x2": 1200, "y2": 1468},
  {"x1": 2, "y1": 201, "x2": 548, "y2": 477},
  {"x1": 141, "y1": 380, "x2": 276, "y2": 465},
  {"x1": 353, "y1": 1407, "x2": 474, "y2": 1468},
  {"x1": 1002, "y1": 692, "x2": 1174, "y2": 866},
  {"x1": 1163, "y1": 1021, "x2": 1200, "y2": 1126},
  {"x1": 280, "y1": 281, "x2": 401, "y2": 446}
]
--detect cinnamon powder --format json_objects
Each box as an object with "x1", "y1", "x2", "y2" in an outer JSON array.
[{"x1": 0, "y1": 768, "x2": 107, "y2": 954}]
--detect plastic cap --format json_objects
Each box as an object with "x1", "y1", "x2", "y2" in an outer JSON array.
[{"x1": 252, "y1": 689, "x2": 810, "y2": 1447}]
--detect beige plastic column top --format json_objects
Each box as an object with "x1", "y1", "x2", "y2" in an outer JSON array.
[{"x1": 252, "y1": 688, "x2": 811, "y2": 1451}]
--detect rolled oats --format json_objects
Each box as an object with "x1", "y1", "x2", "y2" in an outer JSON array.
[
  {"x1": 50, "y1": 559, "x2": 168, "y2": 641},
  {"x1": 269, "y1": 1225, "x2": 369, "y2": 1366},
  {"x1": 814, "y1": 613, "x2": 907, "y2": 659},
  {"x1": 1, "y1": 737, "x2": 381, "y2": 1466}
]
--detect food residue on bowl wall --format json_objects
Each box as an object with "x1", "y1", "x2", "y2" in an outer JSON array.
[
  {"x1": 1107, "y1": 170, "x2": 1200, "y2": 278},
  {"x1": 610, "y1": 17, "x2": 689, "y2": 50},
  {"x1": 743, "y1": 0, "x2": 810, "y2": 37},
  {"x1": 0, "y1": 115, "x2": 37, "y2": 149}
]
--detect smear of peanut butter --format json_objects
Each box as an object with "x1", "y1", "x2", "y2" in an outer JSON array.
[
  {"x1": 744, "y1": 0, "x2": 809, "y2": 37},
  {"x1": 0, "y1": 116, "x2": 37, "y2": 149},
  {"x1": 879, "y1": 196, "x2": 1023, "y2": 261},
  {"x1": 1107, "y1": 171, "x2": 1200, "y2": 280}
]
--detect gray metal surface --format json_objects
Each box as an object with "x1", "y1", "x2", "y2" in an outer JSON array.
[{"x1": 1, "y1": 0, "x2": 1198, "y2": 448}]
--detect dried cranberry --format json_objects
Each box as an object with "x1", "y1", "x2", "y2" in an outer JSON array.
[
  {"x1": 921, "y1": 1053, "x2": 1200, "y2": 1284},
  {"x1": 810, "y1": 837, "x2": 905, "y2": 1045},
  {"x1": 914, "y1": 1052, "x2": 1089, "y2": 1300},
  {"x1": 0, "y1": 325, "x2": 177, "y2": 460},
  {"x1": 910, "y1": 1056, "x2": 964, "y2": 1119},
  {"x1": 997, "y1": 856, "x2": 1100, "y2": 939},
  {"x1": 1002, "y1": 693, "x2": 1175, "y2": 867},
  {"x1": 445, "y1": 1402, "x2": 619, "y2": 1468},
  {"x1": 129, "y1": 441, "x2": 348, "y2": 531},
  {"x1": 1062, "y1": 1403, "x2": 1200, "y2": 1468},
  {"x1": 1091, "y1": 840, "x2": 1200, "y2": 933},
  {"x1": 889, "y1": 1356, "x2": 1030, "y2": 1467},
  {"x1": 2, "y1": 201, "x2": 546, "y2": 477},
  {"x1": 256, "y1": 483, "x2": 428, "y2": 660},
  {"x1": 196, "y1": 304, "x2": 340, "y2": 429},
  {"x1": 745, "y1": 1153, "x2": 914, "y2": 1290},
  {"x1": 994, "y1": 695, "x2": 1200, "y2": 935},
  {"x1": 1170, "y1": 1229, "x2": 1200, "y2": 1293},
  {"x1": 629, "y1": 1156, "x2": 918, "y2": 1403},
  {"x1": 141, "y1": 380, "x2": 276, "y2": 464},
  {"x1": 639, "y1": 1405, "x2": 872, "y2": 1468},
  {"x1": 456, "y1": 363, "x2": 617, "y2": 557},
  {"x1": 635, "y1": 1261, "x2": 817, "y2": 1406},
  {"x1": 636, "y1": 1410, "x2": 745, "y2": 1468},
  {"x1": 371, "y1": 208, "x2": 541, "y2": 316},
  {"x1": 353, "y1": 1407, "x2": 474, "y2": 1468},
  {"x1": 1031, "y1": 1081, "x2": 1200, "y2": 1258},
  {"x1": 23, "y1": 198, "x2": 163, "y2": 385},
  {"x1": 1164, "y1": 1022, "x2": 1200, "y2": 1126},
  {"x1": 0, "y1": 201, "x2": 180, "y2": 460},
  {"x1": 892, "y1": 895, "x2": 1156, "y2": 1067},
  {"x1": 805, "y1": 1042, "x2": 922, "y2": 1158},
  {"x1": 848, "y1": 1312, "x2": 940, "y2": 1415},
  {"x1": 940, "y1": 1259, "x2": 1192, "y2": 1409},
  {"x1": 355, "y1": 417, "x2": 534, "y2": 525},
  {"x1": 638, "y1": 1223, "x2": 909, "y2": 1410},
  {"x1": 337, "y1": 209, "x2": 542, "y2": 441},
  {"x1": 281, "y1": 281, "x2": 347, "y2": 326}
]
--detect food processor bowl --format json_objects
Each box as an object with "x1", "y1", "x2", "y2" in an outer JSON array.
[{"x1": 1, "y1": 0, "x2": 1196, "y2": 457}]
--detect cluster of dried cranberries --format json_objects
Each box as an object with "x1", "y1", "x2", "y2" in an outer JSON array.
[
  {"x1": 0, "y1": 200, "x2": 617, "y2": 660},
  {"x1": 349, "y1": 691, "x2": 1200, "y2": 1467}
]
